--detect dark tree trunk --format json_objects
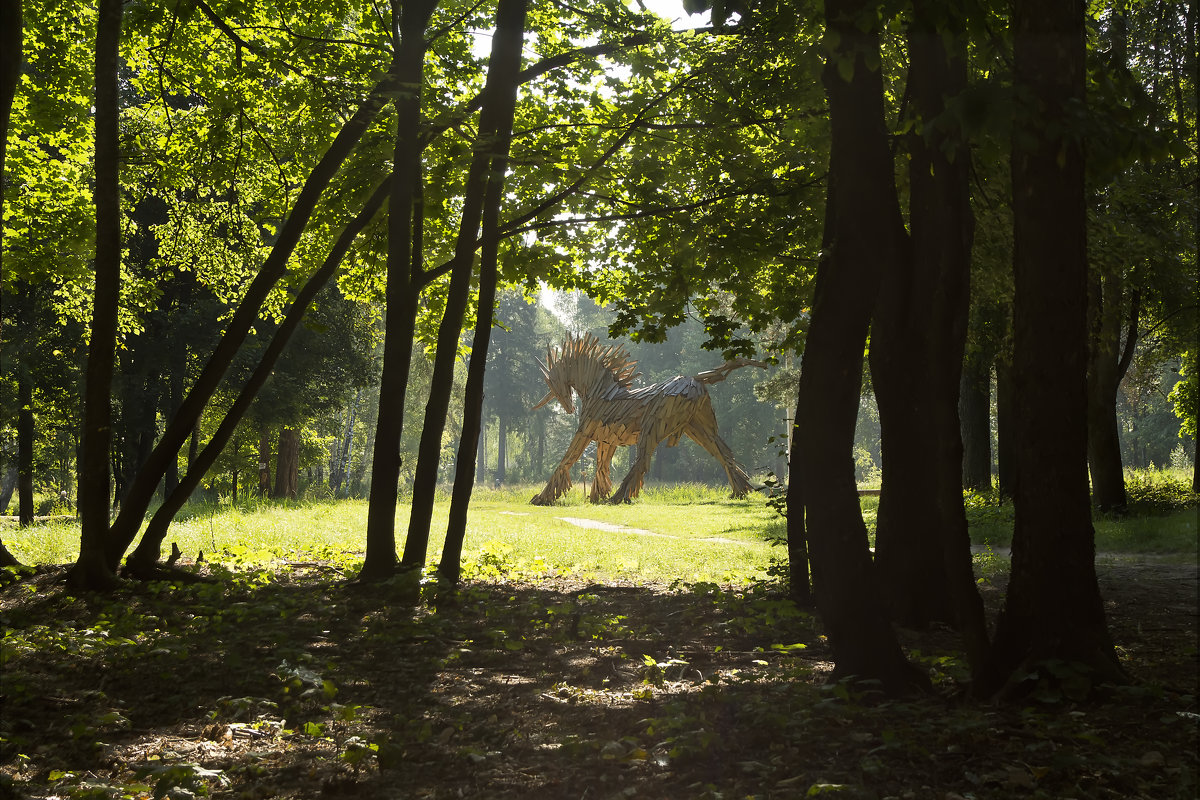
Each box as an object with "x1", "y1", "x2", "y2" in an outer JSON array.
[
  {"x1": 361, "y1": 0, "x2": 439, "y2": 583},
  {"x1": 258, "y1": 428, "x2": 272, "y2": 496},
  {"x1": 981, "y1": 0, "x2": 1126, "y2": 696},
  {"x1": 1086, "y1": 272, "x2": 1138, "y2": 513},
  {"x1": 122, "y1": 183, "x2": 389, "y2": 577},
  {"x1": 439, "y1": 0, "x2": 528, "y2": 584},
  {"x1": 68, "y1": 0, "x2": 123, "y2": 590},
  {"x1": 869, "y1": 1, "x2": 988, "y2": 674},
  {"x1": 495, "y1": 414, "x2": 508, "y2": 485},
  {"x1": 784, "y1": 391, "x2": 811, "y2": 605},
  {"x1": 163, "y1": 354, "x2": 184, "y2": 498},
  {"x1": 273, "y1": 427, "x2": 300, "y2": 500},
  {"x1": 0, "y1": 540, "x2": 19, "y2": 567},
  {"x1": 788, "y1": 0, "x2": 926, "y2": 695},
  {"x1": 995, "y1": 354, "x2": 1016, "y2": 500},
  {"x1": 16, "y1": 343, "x2": 33, "y2": 527},
  {"x1": 402, "y1": 0, "x2": 527, "y2": 570},
  {"x1": 105, "y1": 74, "x2": 396, "y2": 571},
  {"x1": 959, "y1": 350, "x2": 992, "y2": 492}
]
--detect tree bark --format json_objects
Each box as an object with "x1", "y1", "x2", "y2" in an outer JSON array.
[
  {"x1": 995, "y1": 353, "x2": 1016, "y2": 499},
  {"x1": 361, "y1": 0, "x2": 439, "y2": 583},
  {"x1": 981, "y1": 0, "x2": 1126, "y2": 696},
  {"x1": 869, "y1": 1, "x2": 988, "y2": 675},
  {"x1": 959, "y1": 350, "x2": 992, "y2": 492},
  {"x1": 784, "y1": 391, "x2": 811, "y2": 605},
  {"x1": 273, "y1": 427, "x2": 300, "y2": 499},
  {"x1": 1086, "y1": 271, "x2": 1138, "y2": 513},
  {"x1": 439, "y1": 0, "x2": 528, "y2": 584},
  {"x1": 258, "y1": 428, "x2": 273, "y2": 496},
  {"x1": 402, "y1": 0, "x2": 527, "y2": 571},
  {"x1": 16, "y1": 329, "x2": 33, "y2": 527},
  {"x1": 789, "y1": 0, "x2": 926, "y2": 695},
  {"x1": 68, "y1": 0, "x2": 124, "y2": 590}
]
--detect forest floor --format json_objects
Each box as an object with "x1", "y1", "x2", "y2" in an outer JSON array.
[{"x1": 0, "y1": 555, "x2": 1196, "y2": 800}]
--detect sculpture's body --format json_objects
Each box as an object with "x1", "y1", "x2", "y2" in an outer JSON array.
[{"x1": 530, "y1": 333, "x2": 767, "y2": 505}]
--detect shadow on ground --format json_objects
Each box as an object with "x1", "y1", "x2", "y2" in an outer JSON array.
[{"x1": 0, "y1": 559, "x2": 1196, "y2": 799}]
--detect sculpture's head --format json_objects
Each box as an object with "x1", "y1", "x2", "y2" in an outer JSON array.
[
  {"x1": 531, "y1": 355, "x2": 575, "y2": 414},
  {"x1": 530, "y1": 333, "x2": 637, "y2": 415}
]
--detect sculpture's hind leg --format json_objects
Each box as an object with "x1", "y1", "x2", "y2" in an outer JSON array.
[
  {"x1": 532, "y1": 431, "x2": 591, "y2": 505},
  {"x1": 608, "y1": 436, "x2": 657, "y2": 504},
  {"x1": 591, "y1": 442, "x2": 616, "y2": 503},
  {"x1": 684, "y1": 416, "x2": 753, "y2": 498}
]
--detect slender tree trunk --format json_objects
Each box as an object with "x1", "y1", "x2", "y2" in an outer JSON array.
[
  {"x1": 981, "y1": 0, "x2": 1126, "y2": 696},
  {"x1": 495, "y1": 414, "x2": 508, "y2": 485},
  {"x1": 258, "y1": 428, "x2": 272, "y2": 496},
  {"x1": 995, "y1": 353, "x2": 1016, "y2": 499},
  {"x1": 959, "y1": 350, "x2": 993, "y2": 492},
  {"x1": 105, "y1": 74, "x2": 396, "y2": 570},
  {"x1": 790, "y1": 0, "x2": 926, "y2": 695},
  {"x1": 274, "y1": 427, "x2": 300, "y2": 499},
  {"x1": 439, "y1": 0, "x2": 528, "y2": 583},
  {"x1": 402, "y1": 1, "x2": 526, "y2": 570},
  {"x1": 68, "y1": 0, "x2": 123, "y2": 590},
  {"x1": 784, "y1": 391, "x2": 811, "y2": 604},
  {"x1": 16, "y1": 338, "x2": 33, "y2": 527},
  {"x1": 1087, "y1": 272, "x2": 1138, "y2": 512}
]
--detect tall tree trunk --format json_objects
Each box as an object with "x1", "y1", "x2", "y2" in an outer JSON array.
[
  {"x1": 274, "y1": 427, "x2": 299, "y2": 499},
  {"x1": 68, "y1": 0, "x2": 123, "y2": 590},
  {"x1": 106, "y1": 75, "x2": 397, "y2": 571},
  {"x1": 784, "y1": 391, "x2": 812, "y2": 604},
  {"x1": 439, "y1": 0, "x2": 528, "y2": 584},
  {"x1": 402, "y1": 1, "x2": 527, "y2": 571},
  {"x1": 495, "y1": 413, "x2": 508, "y2": 485},
  {"x1": 959, "y1": 350, "x2": 993, "y2": 492},
  {"x1": 16, "y1": 329, "x2": 33, "y2": 527},
  {"x1": 1086, "y1": 271, "x2": 1138, "y2": 512},
  {"x1": 981, "y1": 0, "x2": 1126, "y2": 696},
  {"x1": 361, "y1": 0, "x2": 438, "y2": 583},
  {"x1": 258, "y1": 428, "x2": 272, "y2": 496},
  {"x1": 870, "y1": 1, "x2": 988, "y2": 675},
  {"x1": 995, "y1": 352, "x2": 1016, "y2": 499},
  {"x1": 789, "y1": 0, "x2": 926, "y2": 695},
  {"x1": 3, "y1": 0, "x2": 23, "y2": 565}
]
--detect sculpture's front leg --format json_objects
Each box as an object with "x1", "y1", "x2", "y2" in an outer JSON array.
[
  {"x1": 531, "y1": 431, "x2": 592, "y2": 505},
  {"x1": 590, "y1": 442, "x2": 617, "y2": 503}
]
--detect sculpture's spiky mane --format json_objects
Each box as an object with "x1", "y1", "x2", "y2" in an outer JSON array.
[{"x1": 544, "y1": 332, "x2": 639, "y2": 389}]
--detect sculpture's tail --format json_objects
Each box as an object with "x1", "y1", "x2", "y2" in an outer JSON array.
[{"x1": 694, "y1": 357, "x2": 769, "y2": 385}]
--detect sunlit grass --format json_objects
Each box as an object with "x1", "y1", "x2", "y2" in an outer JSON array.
[{"x1": 2, "y1": 487, "x2": 782, "y2": 584}]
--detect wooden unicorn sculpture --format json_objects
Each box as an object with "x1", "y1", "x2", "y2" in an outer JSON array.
[{"x1": 530, "y1": 333, "x2": 767, "y2": 505}]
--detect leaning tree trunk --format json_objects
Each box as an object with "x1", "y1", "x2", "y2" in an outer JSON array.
[
  {"x1": 68, "y1": 0, "x2": 124, "y2": 591},
  {"x1": 361, "y1": 0, "x2": 439, "y2": 583},
  {"x1": 439, "y1": 0, "x2": 528, "y2": 584},
  {"x1": 789, "y1": 0, "x2": 927, "y2": 696},
  {"x1": 981, "y1": 0, "x2": 1126, "y2": 696}
]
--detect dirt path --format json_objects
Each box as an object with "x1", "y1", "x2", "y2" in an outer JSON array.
[{"x1": 556, "y1": 516, "x2": 742, "y2": 544}]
